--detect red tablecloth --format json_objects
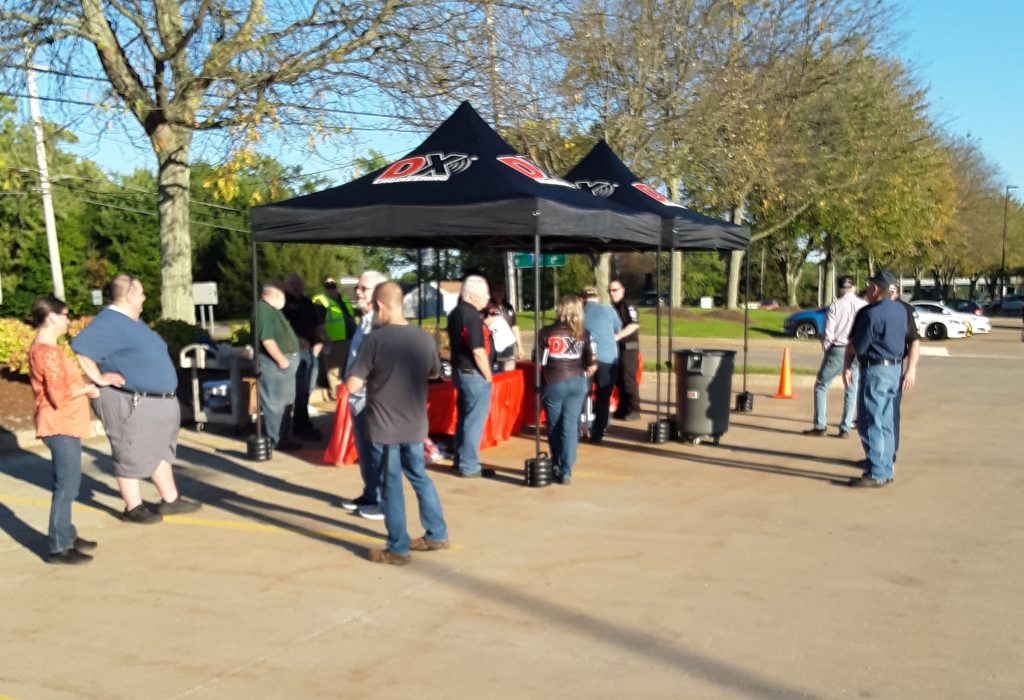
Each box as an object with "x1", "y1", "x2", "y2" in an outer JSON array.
[{"x1": 322, "y1": 369, "x2": 527, "y2": 466}]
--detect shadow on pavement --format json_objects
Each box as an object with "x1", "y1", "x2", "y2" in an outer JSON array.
[
  {"x1": 410, "y1": 558, "x2": 819, "y2": 700},
  {"x1": 0, "y1": 502, "x2": 48, "y2": 561}
]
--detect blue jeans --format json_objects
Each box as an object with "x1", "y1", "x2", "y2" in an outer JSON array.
[
  {"x1": 894, "y1": 385, "x2": 904, "y2": 462},
  {"x1": 350, "y1": 403, "x2": 381, "y2": 503},
  {"x1": 591, "y1": 361, "x2": 617, "y2": 440},
  {"x1": 374, "y1": 442, "x2": 448, "y2": 556},
  {"x1": 42, "y1": 435, "x2": 82, "y2": 554},
  {"x1": 293, "y1": 348, "x2": 319, "y2": 431},
  {"x1": 543, "y1": 375, "x2": 589, "y2": 478},
  {"x1": 813, "y1": 347, "x2": 859, "y2": 431},
  {"x1": 856, "y1": 363, "x2": 901, "y2": 482},
  {"x1": 259, "y1": 354, "x2": 298, "y2": 446},
  {"x1": 452, "y1": 371, "x2": 492, "y2": 475}
]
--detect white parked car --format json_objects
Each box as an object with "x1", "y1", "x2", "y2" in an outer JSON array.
[
  {"x1": 911, "y1": 301, "x2": 990, "y2": 335},
  {"x1": 910, "y1": 302, "x2": 969, "y2": 340}
]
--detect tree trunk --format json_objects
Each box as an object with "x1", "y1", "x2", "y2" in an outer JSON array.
[
  {"x1": 671, "y1": 250, "x2": 683, "y2": 307},
  {"x1": 726, "y1": 204, "x2": 745, "y2": 309},
  {"x1": 785, "y1": 261, "x2": 801, "y2": 307},
  {"x1": 154, "y1": 124, "x2": 195, "y2": 323}
]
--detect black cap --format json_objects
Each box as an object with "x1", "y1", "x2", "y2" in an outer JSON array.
[{"x1": 838, "y1": 276, "x2": 855, "y2": 290}]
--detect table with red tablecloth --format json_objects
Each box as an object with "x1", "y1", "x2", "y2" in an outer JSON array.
[{"x1": 322, "y1": 368, "x2": 527, "y2": 466}]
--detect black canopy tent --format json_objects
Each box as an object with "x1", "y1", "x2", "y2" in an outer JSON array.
[
  {"x1": 248, "y1": 101, "x2": 662, "y2": 461},
  {"x1": 565, "y1": 140, "x2": 753, "y2": 430}
]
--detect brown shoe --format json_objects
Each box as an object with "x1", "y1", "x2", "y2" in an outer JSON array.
[
  {"x1": 410, "y1": 537, "x2": 450, "y2": 552},
  {"x1": 367, "y1": 549, "x2": 411, "y2": 565}
]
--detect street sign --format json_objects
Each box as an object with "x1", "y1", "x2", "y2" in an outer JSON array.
[{"x1": 512, "y1": 253, "x2": 566, "y2": 269}]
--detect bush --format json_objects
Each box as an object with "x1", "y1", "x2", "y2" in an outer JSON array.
[
  {"x1": 1, "y1": 316, "x2": 95, "y2": 375},
  {"x1": 151, "y1": 319, "x2": 212, "y2": 362}
]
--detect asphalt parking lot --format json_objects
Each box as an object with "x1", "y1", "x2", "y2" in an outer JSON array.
[{"x1": 1, "y1": 321, "x2": 1022, "y2": 699}]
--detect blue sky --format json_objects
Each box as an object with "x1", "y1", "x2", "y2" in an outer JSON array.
[
  {"x1": 44, "y1": 1, "x2": 1022, "y2": 199},
  {"x1": 897, "y1": 0, "x2": 1023, "y2": 194}
]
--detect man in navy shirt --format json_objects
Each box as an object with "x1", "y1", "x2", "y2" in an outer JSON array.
[
  {"x1": 843, "y1": 270, "x2": 907, "y2": 487},
  {"x1": 72, "y1": 274, "x2": 201, "y2": 522}
]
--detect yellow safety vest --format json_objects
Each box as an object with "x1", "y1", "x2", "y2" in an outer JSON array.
[{"x1": 312, "y1": 293, "x2": 357, "y2": 341}]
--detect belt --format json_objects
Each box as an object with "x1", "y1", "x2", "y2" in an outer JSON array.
[
  {"x1": 859, "y1": 357, "x2": 901, "y2": 367},
  {"x1": 109, "y1": 385, "x2": 176, "y2": 399},
  {"x1": 457, "y1": 368, "x2": 480, "y2": 375}
]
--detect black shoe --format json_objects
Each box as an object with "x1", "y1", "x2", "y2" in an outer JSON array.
[
  {"x1": 340, "y1": 496, "x2": 377, "y2": 511},
  {"x1": 802, "y1": 427, "x2": 827, "y2": 437},
  {"x1": 295, "y1": 426, "x2": 323, "y2": 440},
  {"x1": 48, "y1": 548, "x2": 93, "y2": 565},
  {"x1": 837, "y1": 430, "x2": 851, "y2": 439},
  {"x1": 555, "y1": 474, "x2": 572, "y2": 485},
  {"x1": 122, "y1": 504, "x2": 162, "y2": 524},
  {"x1": 849, "y1": 476, "x2": 890, "y2": 488},
  {"x1": 73, "y1": 537, "x2": 98, "y2": 552},
  {"x1": 276, "y1": 439, "x2": 304, "y2": 452},
  {"x1": 157, "y1": 497, "x2": 202, "y2": 516},
  {"x1": 622, "y1": 411, "x2": 642, "y2": 422},
  {"x1": 588, "y1": 435, "x2": 604, "y2": 445},
  {"x1": 458, "y1": 468, "x2": 496, "y2": 478}
]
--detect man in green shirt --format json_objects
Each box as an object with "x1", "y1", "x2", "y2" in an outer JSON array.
[{"x1": 256, "y1": 281, "x2": 301, "y2": 450}]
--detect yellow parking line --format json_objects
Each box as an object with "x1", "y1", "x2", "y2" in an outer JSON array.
[{"x1": 0, "y1": 494, "x2": 462, "y2": 551}]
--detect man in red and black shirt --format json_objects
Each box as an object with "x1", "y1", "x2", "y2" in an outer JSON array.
[{"x1": 446, "y1": 275, "x2": 494, "y2": 478}]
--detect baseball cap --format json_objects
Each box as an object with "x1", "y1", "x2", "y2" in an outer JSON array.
[
  {"x1": 581, "y1": 286, "x2": 599, "y2": 298},
  {"x1": 838, "y1": 276, "x2": 855, "y2": 290},
  {"x1": 868, "y1": 269, "x2": 898, "y2": 293},
  {"x1": 323, "y1": 276, "x2": 337, "y2": 287}
]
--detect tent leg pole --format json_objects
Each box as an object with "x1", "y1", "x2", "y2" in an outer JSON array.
[
  {"x1": 667, "y1": 248, "x2": 674, "y2": 423},
  {"x1": 655, "y1": 246, "x2": 662, "y2": 422},
  {"x1": 434, "y1": 248, "x2": 442, "y2": 353},
  {"x1": 416, "y1": 249, "x2": 423, "y2": 328},
  {"x1": 534, "y1": 234, "x2": 542, "y2": 458}
]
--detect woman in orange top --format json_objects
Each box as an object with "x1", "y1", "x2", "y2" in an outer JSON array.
[{"x1": 28, "y1": 295, "x2": 100, "y2": 565}]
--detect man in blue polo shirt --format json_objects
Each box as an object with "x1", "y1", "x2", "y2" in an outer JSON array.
[
  {"x1": 72, "y1": 274, "x2": 201, "y2": 523},
  {"x1": 842, "y1": 269, "x2": 907, "y2": 488}
]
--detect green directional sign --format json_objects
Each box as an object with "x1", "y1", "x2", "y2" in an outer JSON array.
[{"x1": 512, "y1": 253, "x2": 566, "y2": 269}]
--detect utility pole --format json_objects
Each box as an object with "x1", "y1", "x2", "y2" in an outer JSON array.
[
  {"x1": 1001, "y1": 185, "x2": 1018, "y2": 300},
  {"x1": 26, "y1": 55, "x2": 65, "y2": 300}
]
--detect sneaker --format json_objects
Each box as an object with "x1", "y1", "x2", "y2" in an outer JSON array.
[
  {"x1": 849, "y1": 476, "x2": 890, "y2": 488},
  {"x1": 457, "y1": 468, "x2": 496, "y2": 478},
  {"x1": 410, "y1": 537, "x2": 450, "y2": 551},
  {"x1": 73, "y1": 536, "x2": 98, "y2": 552},
  {"x1": 157, "y1": 497, "x2": 202, "y2": 516},
  {"x1": 367, "y1": 549, "x2": 410, "y2": 565},
  {"x1": 340, "y1": 496, "x2": 376, "y2": 512},
  {"x1": 555, "y1": 474, "x2": 572, "y2": 485},
  {"x1": 802, "y1": 427, "x2": 827, "y2": 437},
  {"x1": 48, "y1": 549, "x2": 93, "y2": 565},
  {"x1": 121, "y1": 504, "x2": 162, "y2": 524},
  {"x1": 357, "y1": 504, "x2": 385, "y2": 521}
]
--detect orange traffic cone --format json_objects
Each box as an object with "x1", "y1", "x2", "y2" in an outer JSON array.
[{"x1": 772, "y1": 347, "x2": 795, "y2": 399}]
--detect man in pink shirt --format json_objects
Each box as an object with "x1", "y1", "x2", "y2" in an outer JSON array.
[{"x1": 803, "y1": 276, "x2": 867, "y2": 438}]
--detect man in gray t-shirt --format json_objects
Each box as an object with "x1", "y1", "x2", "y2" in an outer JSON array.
[{"x1": 346, "y1": 282, "x2": 448, "y2": 565}]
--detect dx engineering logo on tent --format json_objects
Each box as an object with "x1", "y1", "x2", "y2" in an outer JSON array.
[
  {"x1": 373, "y1": 152, "x2": 577, "y2": 189},
  {"x1": 373, "y1": 152, "x2": 478, "y2": 184}
]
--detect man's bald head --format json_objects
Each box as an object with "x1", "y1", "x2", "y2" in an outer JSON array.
[{"x1": 372, "y1": 281, "x2": 407, "y2": 325}]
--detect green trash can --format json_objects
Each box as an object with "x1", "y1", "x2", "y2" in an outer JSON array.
[{"x1": 673, "y1": 349, "x2": 735, "y2": 444}]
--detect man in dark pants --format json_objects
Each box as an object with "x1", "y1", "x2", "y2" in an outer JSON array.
[
  {"x1": 446, "y1": 275, "x2": 494, "y2": 478},
  {"x1": 609, "y1": 279, "x2": 642, "y2": 421},
  {"x1": 582, "y1": 286, "x2": 621, "y2": 444},
  {"x1": 843, "y1": 270, "x2": 907, "y2": 488},
  {"x1": 346, "y1": 282, "x2": 448, "y2": 565}
]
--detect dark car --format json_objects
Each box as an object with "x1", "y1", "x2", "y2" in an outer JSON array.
[
  {"x1": 783, "y1": 307, "x2": 827, "y2": 339},
  {"x1": 944, "y1": 299, "x2": 984, "y2": 316},
  {"x1": 639, "y1": 291, "x2": 667, "y2": 307},
  {"x1": 987, "y1": 294, "x2": 1024, "y2": 316}
]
